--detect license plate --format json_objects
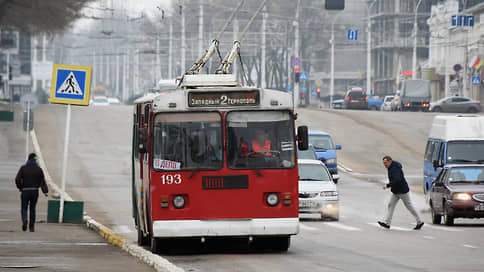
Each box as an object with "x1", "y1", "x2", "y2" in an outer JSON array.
[
  {"x1": 299, "y1": 200, "x2": 316, "y2": 209},
  {"x1": 475, "y1": 203, "x2": 484, "y2": 211},
  {"x1": 350, "y1": 100, "x2": 360, "y2": 103}
]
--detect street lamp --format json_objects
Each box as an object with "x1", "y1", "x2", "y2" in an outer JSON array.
[
  {"x1": 412, "y1": 0, "x2": 423, "y2": 80},
  {"x1": 330, "y1": 12, "x2": 343, "y2": 108},
  {"x1": 366, "y1": 0, "x2": 377, "y2": 95}
]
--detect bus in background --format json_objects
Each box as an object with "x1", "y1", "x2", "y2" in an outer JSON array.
[{"x1": 132, "y1": 74, "x2": 308, "y2": 253}]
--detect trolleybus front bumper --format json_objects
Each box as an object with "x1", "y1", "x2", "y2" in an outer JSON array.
[{"x1": 152, "y1": 217, "x2": 299, "y2": 238}]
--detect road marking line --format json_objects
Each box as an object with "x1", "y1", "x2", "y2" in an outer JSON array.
[
  {"x1": 299, "y1": 223, "x2": 319, "y2": 231},
  {"x1": 419, "y1": 224, "x2": 462, "y2": 232},
  {"x1": 368, "y1": 223, "x2": 412, "y2": 231},
  {"x1": 423, "y1": 236, "x2": 436, "y2": 240},
  {"x1": 462, "y1": 244, "x2": 479, "y2": 249},
  {"x1": 325, "y1": 222, "x2": 361, "y2": 231},
  {"x1": 0, "y1": 241, "x2": 108, "y2": 246}
]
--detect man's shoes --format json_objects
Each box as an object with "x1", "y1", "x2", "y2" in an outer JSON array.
[
  {"x1": 22, "y1": 219, "x2": 27, "y2": 231},
  {"x1": 378, "y1": 221, "x2": 390, "y2": 229},
  {"x1": 414, "y1": 222, "x2": 424, "y2": 230}
]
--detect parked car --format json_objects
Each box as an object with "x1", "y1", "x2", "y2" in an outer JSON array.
[
  {"x1": 298, "y1": 159, "x2": 339, "y2": 221},
  {"x1": 429, "y1": 164, "x2": 484, "y2": 225},
  {"x1": 308, "y1": 130, "x2": 341, "y2": 183},
  {"x1": 380, "y1": 95, "x2": 394, "y2": 111},
  {"x1": 343, "y1": 87, "x2": 368, "y2": 110},
  {"x1": 430, "y1": 96, "x2": 481, "y2": 113}
]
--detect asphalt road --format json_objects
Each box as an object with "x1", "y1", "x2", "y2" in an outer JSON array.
[{"x1": 33, "y1": 104, "x2": 484, "y2": 271}]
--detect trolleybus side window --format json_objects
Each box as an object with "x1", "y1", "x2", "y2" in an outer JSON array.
[
  {"x1": 152, "y1": 112, "x2": 222, "y2": 171},
  {"x1": 226, "y1": 111, "x2": 296, "y2": 169}
]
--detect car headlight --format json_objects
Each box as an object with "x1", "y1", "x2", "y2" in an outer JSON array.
[
  {"x1": 326, "y1": 159, "x2": 337, "y2": 164},
  {"x1": 320, "y1": 191, "x2": 338, "y2": 197},
  {"x1": 452, "y1": 193, "x2": 471, "y2": 201}
]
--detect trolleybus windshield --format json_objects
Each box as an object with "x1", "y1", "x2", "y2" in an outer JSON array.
[
  {"x1": 152, "y1": 112, "x2": 223, "y2": 170},
  {"x1": 226, "y1": 111, "x2": 296, "y2": 169}
]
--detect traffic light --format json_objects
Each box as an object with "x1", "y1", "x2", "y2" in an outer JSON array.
[
  {"x1": 316, "y1": 87, "x2": 321, "y2": 98},
  {"x1": 325, "y1": 0, "x2": 344, "y2": 10},
  {"x1": 8, "y1": 65, "x2": 12, "y2": 80},
  {"x1": 295, "y1": 68, "x2": 300, "y2": 83}
]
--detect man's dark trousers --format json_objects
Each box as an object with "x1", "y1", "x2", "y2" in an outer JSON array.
[{"x1": 21, "y1": 189, "x2": 39, "y2": 230}]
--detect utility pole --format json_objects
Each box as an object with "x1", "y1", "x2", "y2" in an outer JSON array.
[
  {"x1": 412, "y1": 0, "x2": 423, "y2": 80},
  {"x1": 294, "y1": 0, "x2": 301, "y2": 107},
  {"x1": 366, "y1": 0, "x2": 377, "y2": 95},
  {"x1": 199, "y1": 0, "x2": 204, "y2": 58},
  {"x1": 261, "y1": 6, "x2": 267, "y2": 89},
  {"x1": 115, "y1": 52, "x2": 120, "y2": 98},
  {"x1": 180, "y1": 3, "x2": 186, "y2": 75},
  {"x1": 92, "y1": 51, "x2": 97, "y2": 86},
  {"x1": 156, "y1": 34, "x2": 160, "y2": 80},
  {"x1": 233, "y1": 18, "x2": 239, "y2": 79},
  {"x1": 122, "y1": 50, "x2": 127, "y2": 101},
  {"x1": 168, "y1": 19, "x2": 173, "y2": 79}
]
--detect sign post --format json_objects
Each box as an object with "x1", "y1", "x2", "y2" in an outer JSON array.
[
  {"x1": 20, "y1": 93, "x2": 38, "y2": 160},
  {"x1": 49, "y1": 64, "x2": 91, "y2": 223}
]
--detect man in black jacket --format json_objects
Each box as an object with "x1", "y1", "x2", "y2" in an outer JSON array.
[
  {"x1": 378, "y1": 156, "x2": 424, "y2": 230},
  {"x1": 15, "y1": 153, "x2": 48, "y2": 232}
]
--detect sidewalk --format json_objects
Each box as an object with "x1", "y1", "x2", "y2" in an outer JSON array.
[{"x1": 0, "y1": 106, "x2": 154, "y2": 272}]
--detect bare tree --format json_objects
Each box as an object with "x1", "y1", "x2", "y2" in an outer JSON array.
[{"x1": 0, "y1": 0, "x2": 94, "y2": 33}]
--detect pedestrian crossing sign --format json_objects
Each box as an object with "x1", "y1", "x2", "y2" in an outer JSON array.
[{"x1": 49, "y1": 64, "x2": 92, "y2": 106}]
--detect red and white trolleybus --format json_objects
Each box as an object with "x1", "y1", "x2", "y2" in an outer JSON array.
[{"x1": 132, "y1": 74, "x2": 308, "y2": 252}]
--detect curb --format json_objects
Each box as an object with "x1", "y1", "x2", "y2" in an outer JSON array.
[{"x1": 31, "y1": 130, "x2": 184, "y2": 272}]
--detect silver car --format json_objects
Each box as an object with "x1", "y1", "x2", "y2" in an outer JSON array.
[
  {"x1": 430, "y1": 96, "x2": 481, "y2": 113},
  {"x1": 380, "y1": 95, "x2": 394, "y2": 111},
  {"x1": 298, "y1": 159, "x2": 339, "y2": 220}
]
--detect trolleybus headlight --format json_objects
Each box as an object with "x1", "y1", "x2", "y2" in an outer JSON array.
[
  {"x1": 266, "y1": 193, "x2": 279, "y2": 207},
  {"x1": 173, "y1": 195, "x2": 186, "y2": 209}
]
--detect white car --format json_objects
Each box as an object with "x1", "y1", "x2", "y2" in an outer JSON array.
[
  {"x1": 91, "y1": 96, "x2": 110, "y2": 106},
  {"x1": 107, "y1": 97, "x2": 121, "y2": 105},
  {"x1": 298, "y1": 159, "x2": 339, "y2": 220},
  {"x1": 380, "y1": 95, "x2": 394, "y2": 111}
]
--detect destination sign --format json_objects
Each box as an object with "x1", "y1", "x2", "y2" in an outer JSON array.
[{"x1": 188, "y1": 91, "x2": 259, "y2": 107}]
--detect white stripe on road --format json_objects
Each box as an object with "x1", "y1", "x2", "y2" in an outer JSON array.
[
  {"x1": 423, "y1": 236, "x2": 436, "y2": 240},
  {"x1": 462, "y1": 244, "x2": 479, "y2": 249},
  {"x1": 368, "y1": 223, "x2": 413, "y2": 231},
  {"x1": 418, "y1": 224, "x2": 462, "y2": 232},
  {"x1": 299, "y1": 223, "x2": 320, "y2": 231},
  {"x1": 325, "y1": 222, "x2": 361, "y2": 231}
]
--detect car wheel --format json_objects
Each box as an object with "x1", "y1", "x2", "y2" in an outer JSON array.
[
  {"x1": 430, "y1": 203, "x2": 441, "y2": 224},
  {"x1": 432, "y1": 106, "x2": 441, "y2": 112},
  {"x1": 443, "y1": 203, "x2": 454, "y2": 226},
  {"x1": 468, "y1": 107, "x2": 478, "y2": 113}
]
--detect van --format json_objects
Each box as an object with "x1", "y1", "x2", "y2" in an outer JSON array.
[
  {"x1": 308, "y1": 130, "x2": 342, "y2": 183},
  {"x1": 423, "y1": 115, "x2": 484, "y2": 195}
]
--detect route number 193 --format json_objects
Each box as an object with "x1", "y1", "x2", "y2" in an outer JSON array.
[{"x1": 161, "y1": 174, "x2": 182, "y2": 184}]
